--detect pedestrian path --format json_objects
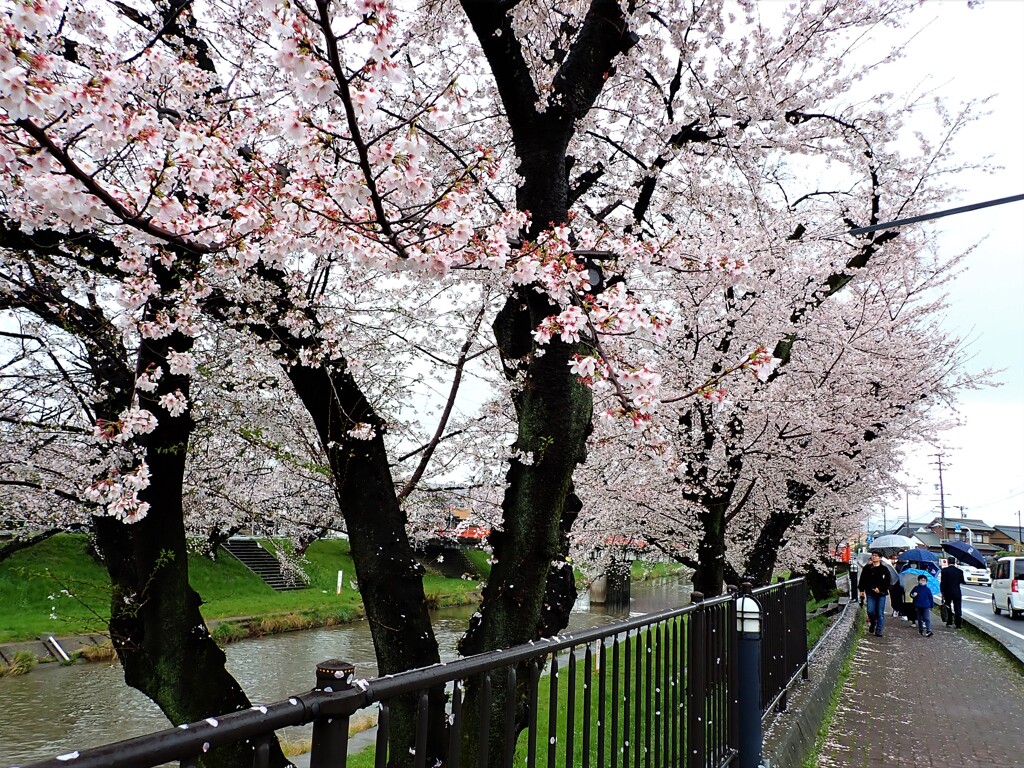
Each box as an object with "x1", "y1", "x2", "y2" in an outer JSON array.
[{"x1": 817, "y1": 609, "x2": 1024, "y2": 767}]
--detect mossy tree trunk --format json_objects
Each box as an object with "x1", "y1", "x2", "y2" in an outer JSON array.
[
  {"x1": 453, "y1": 2, "x2": 635, "y2": 763},
  {"x1": 1, "y1": 241, "x2": 284, "y2": 768},
  {"x1": 92, "y1": 283, "x2": 286, "y2": 768},
  {"x1": 285, "y1": 358, "x2": 447, "y2": 767}
]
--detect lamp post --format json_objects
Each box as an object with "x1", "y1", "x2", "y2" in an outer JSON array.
[{"x1": 736, "y1": 583, "x2": 763, "y2": 768}]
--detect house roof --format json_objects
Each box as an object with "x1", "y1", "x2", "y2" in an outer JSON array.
[
  {"x1": 925, "y1": 517, "x2": 996, "y2": 533},
  {"x1": 913, "y1": 531, "x2": 942, "y2": 547},
  {"x1": 994, "y1": 525, "x2": 1024, "y2": 543},
  {"x1": 890, "y1": 522, "x2": 933, "y2": 537}
]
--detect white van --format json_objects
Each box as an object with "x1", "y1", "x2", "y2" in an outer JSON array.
[{"x1": 991, "y1": 556, "x2": 1024, "y2": 619}]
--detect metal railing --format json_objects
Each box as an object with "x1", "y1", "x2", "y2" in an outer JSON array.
[
  {"x1": 17, "y1": 580, "x2": 808, "y2": 768},
  {"x1": 753, "y1": 579, "x2": 808, "y2": 717}
]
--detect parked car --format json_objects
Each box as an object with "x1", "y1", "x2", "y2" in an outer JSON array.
[
  {"x1": 991, "y1": 556, "x2": 1024, "y2": 619},
  {"x1": 957, "y1": 563, "x2": 992, "y2": 586}
]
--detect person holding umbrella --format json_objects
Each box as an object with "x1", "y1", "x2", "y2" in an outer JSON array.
[
  {"x1": 909, "y1": 574, "x2": 936, "y2": 637},
  {"x1": 940, "y1": 559, "x2": 966, "y2": 629},
  {"x1": 859, "y1": 552, "x2": 893, "y2": 636}
]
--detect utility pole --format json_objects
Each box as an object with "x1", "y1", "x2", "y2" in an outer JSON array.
[
  {"x1": 954, "y1": 505, "x2": 968, "y2": 520},
  {"x1": 932, "y1": 453, "x2": 948, "y2": 543},
  {"x1": 906, "y1": 492, "x2": 910, "y2": 532},
  {"x1": 1018, "y1": 510, "x2": 1022, "y2": 554}
]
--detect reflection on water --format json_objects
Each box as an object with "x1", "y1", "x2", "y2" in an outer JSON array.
[{"x1": 0, "y1": 577, "x2": 690, "y2": 766}]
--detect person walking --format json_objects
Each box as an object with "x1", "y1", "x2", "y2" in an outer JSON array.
[
  {"x1": 909, "y1": 574, "x2": 935, "y2": 637},
  {"x1": 940, "y1": 560, "x2": 966, "y2": 629},
  {"x1": 858, "y1": 552, "x2": 893, "y2": 637}
]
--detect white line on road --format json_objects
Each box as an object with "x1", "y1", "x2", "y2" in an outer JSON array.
[{"x1": 962, "y1": 608, "x2": 1024, "y2": 641}]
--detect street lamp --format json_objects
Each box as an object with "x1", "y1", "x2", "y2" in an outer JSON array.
[{"x1": 736, "y1": 584, "x2": 763, "y2": 768}]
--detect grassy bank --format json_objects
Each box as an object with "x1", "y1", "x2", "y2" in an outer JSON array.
[
  {"x1": 0, "y1": 534, "x2": 486, "y2": 644},
  {"x1": 630, "y1": 560, "x2": 690, "y2": 581},
  {"x1": 806, "y1": 592, "x2": 842, "y2": 649}
]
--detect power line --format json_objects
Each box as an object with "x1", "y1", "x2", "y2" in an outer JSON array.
[
  {"x1": 821, "y1": 193, "x2": 1024, "y2": 238},
  {"x1": 970, "y1": 489, "x2": 1024, "y2": 509}
]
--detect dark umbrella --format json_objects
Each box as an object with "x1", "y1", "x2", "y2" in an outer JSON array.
[
  {"x1": 896, "y1": 548, "x2": 940, "y2": 565},
  {"x1": 942, "y1": 540, "x2": 987, "y2": 569}
]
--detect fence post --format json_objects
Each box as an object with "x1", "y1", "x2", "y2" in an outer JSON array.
[
  {"x1": 736, "y1": 583, "x2": 763, "y2": 768},
  {"x1": 310, "y1": 659, "x2": 355, "y2": 768},
  {"x1": 686, "y1": 591, "x2": 705, "y2": 768}
]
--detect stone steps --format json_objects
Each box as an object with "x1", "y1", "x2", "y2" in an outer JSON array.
[{"x1": 221, "y1": 539, "x2": 305, "y2": 591}]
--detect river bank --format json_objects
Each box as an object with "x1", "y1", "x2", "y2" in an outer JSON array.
[
  {"x1": 0, "y1": 534, "x2": 689, "y2": 675},
  {"x1": 0, "y1": 533, "x2": 491, "y2": 674}
]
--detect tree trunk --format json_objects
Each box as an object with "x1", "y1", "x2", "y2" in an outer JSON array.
[
  {"x1": 691, "y1": 500, "x2": 729, "y2": 597},
  {"x1": 742, "y1": 510, "x2": 799, "y2": 587},
  {"x1": 0, "y1": 245, "x2": 286, "y2": 768},
  {"x1": 449, "y1": 3, "x2": 635, "y2": 756},
  {"x1": 743, "y1": 479, "x2": 817, "y2": 586},
  {"x1": 286, "y1": 361, "x2": 446, "y2": 767},
  {"x1": 94, "y1": 321, "x2": 287, "y2": 768},
  {"x1": 803, "y1": 564, "x2": 836, "y2": 602}
]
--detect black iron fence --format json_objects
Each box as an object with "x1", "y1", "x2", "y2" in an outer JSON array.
[
  {"x1": 754, "y1": 579, "x2": 809, "y2": 717},
  {"x1": 17, "y1": 580, "x2": 808, "y2": 768}
]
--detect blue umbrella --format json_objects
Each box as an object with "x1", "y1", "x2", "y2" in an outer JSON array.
[
  {"x1": 897, "y1": 548, "x2": 940, "y2": 565},
  {"x1": 902, "y1": 567, "x2": 941, "y2": 598},
  {"x1": 942, "y1": 540, "x2": 987, "y2": 569}
]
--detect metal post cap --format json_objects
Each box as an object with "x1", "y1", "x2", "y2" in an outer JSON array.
[{"x1": 315, "y1": 659, "x2": 355, "y2": 690}]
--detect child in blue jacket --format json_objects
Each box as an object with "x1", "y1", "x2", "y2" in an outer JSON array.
[{"x1": 909, "y1": 574, "x2": 935, "y2": 637}]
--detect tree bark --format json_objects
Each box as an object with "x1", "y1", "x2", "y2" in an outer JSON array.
[
  {"x1": 1, "y1": 247, "x2": 283, "y2": 768},
  {"x1": 93, "y1": 324, "x2": 286, "y2": 768},
  {"x1": 691, "y1": 498, "x2": 730, "y2": 596},
  {"x1": 286, "y1": 360, "x2": 446, "y2": 766},
  {"x1": 450, "y1": 2, "x2": 637, "y2": 761}
]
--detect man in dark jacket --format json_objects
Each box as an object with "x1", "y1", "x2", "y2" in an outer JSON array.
[
  {"x1": 858, "y1": 552, "x2": 893, "y2": 636},
  {"x1": 940, "y1": 562, "x2": 966, "y2": 628}
]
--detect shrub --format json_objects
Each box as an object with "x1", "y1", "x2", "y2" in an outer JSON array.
[
  {"x1": 211, "y1": 622, "x2": 247, "y2": 645},
  {"x1": 78, "y1": 641, "x2": 118, "y2": 663},
  {"x1": 0, "y1": 651, "x2": 38, "y2": 677}
]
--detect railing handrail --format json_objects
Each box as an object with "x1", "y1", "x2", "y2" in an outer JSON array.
[
  {"x1": 750, "y1": 577, "x2": 803, "y2": 597},
  {"x1": 16, "y1": 584, "x2": 793, "y2": 768},
  {"x1": 357, "y1": 592, "x2": 734, "y2": 706}
]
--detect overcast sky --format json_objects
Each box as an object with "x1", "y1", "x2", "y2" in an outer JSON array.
[{"x1": 872, "y1": 0, "x2": 1024, "y2": 531}]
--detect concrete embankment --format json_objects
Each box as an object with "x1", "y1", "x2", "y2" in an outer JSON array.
[
  {"x1": 0, "y1": 633, "x2": 109, "y2": 668},
  {"x1": 760, "y1": 598, "x2": 858, "y2": 768}
]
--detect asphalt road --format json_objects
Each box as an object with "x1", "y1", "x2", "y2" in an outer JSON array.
[{"x1": 959, "y1": 583, "x2": 1024, "y2": 664}]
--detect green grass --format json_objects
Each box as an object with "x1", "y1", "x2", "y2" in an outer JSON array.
[
  {"x1": 630, "y1": 560, "x2": 689, "y2": 581},
  {"x1": 344, "y1": 619, "x2": 698, "y2": 768},
  {"x1": 0, "y1": 534, "x2": 484, "y2": 643},
  {"x1": 0, "y1": 534, "x2": 112, "y2": 642},
  {"x1": 805, "y1": 590, "x2": 842, "y2": 650}
]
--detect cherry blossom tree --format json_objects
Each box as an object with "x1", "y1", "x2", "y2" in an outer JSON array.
[
  {"x1": 1, "y1": 0, "x2": 986, "y2": 762},
  {"x1": 574, "y1": 237, "x2": 982, "y2": 596}
]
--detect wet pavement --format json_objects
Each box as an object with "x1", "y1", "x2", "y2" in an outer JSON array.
[{"x1": 817, "y1": 609, "x2": 1024, "y2": 767}]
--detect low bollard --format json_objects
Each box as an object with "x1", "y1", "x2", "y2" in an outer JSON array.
[
  {"x1": 310, "y1": 659, "x2": 355, "y2": 768},
  {"x1": 736, "y1": 583, "x2": 763, "y2": 768}
]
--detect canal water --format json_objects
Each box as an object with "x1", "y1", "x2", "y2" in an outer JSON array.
[{"x1": 0, "y1": 578, "x2": 691, "y2": 766}]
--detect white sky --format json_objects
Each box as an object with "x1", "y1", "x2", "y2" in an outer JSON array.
[{"x1": 872, "y1": 0, "x2": 1024, "y2": 531}]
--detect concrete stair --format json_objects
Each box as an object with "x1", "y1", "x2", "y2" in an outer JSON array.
[{"x1": 221, "y1": 538, "x2": 305, "y2": 591}]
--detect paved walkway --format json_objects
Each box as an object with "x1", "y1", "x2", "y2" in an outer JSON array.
[{"x1": 817, "y1": 609, "x2": 1024, "y2": 767}]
